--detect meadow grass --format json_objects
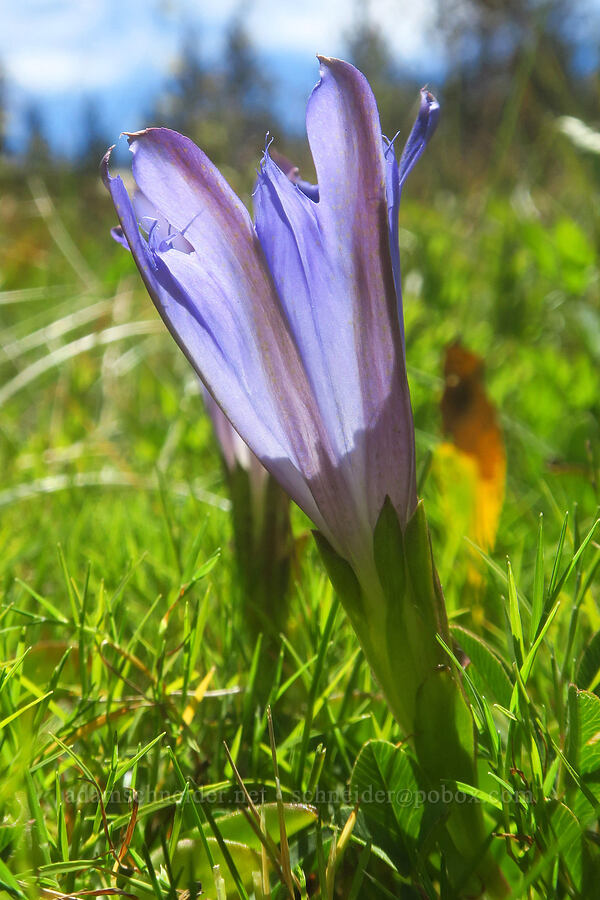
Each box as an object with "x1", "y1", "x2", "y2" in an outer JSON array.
[{"x1": 1, "y1": 138, "x2": 599, "y2": 898}]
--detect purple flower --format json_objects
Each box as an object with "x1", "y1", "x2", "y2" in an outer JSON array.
[{"x1": 102, "y1": 57, "x2": 438, "y2": 573}]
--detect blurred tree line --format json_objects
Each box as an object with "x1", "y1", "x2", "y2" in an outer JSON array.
[
  {"x1": 0, "y1": 0, "x2": 598, "y2": 193},
  {"x1": 434, "y1": 0, "x2": 600, "y2": 190},
  {"x1": 343, "y1": 0, "x2": 600, "y2": 195},
  {"x1": 149, "y1": 15, "x2": 275, "y2": 196}
]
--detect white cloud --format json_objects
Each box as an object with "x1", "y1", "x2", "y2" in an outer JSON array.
[
  {"x1": 1, "y1": 0, "x2": 440, "y2": 97},
  {"x1": 1, "y1": 0, "x2": 178, "y2": 94},
  {"x1": 7, "y1": 49, "x2": 120, "y2": 93},
  {"x1": 245, "y1": 0, "x2": 439, "y2": 65}
]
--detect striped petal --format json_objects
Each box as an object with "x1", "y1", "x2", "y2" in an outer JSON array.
[
  {"x1": 103, "y1": 60, "x2": 440, "y2": 569},
  {"x1": 101, "y1": 139, "x2": 332, "y2": 540},
  {"x1": 304, "y1": 57, "x2": 416, "y2": 529}
]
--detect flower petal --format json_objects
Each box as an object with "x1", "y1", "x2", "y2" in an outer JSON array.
[
  {"x1": 385, "y1": 88, "x2": 439, "y2": 348},
  {"x1": 102, "y1": 140, "x2": 331, "y2": 538},
  {"x1": 256, "y1": 148, "x2": 407, "y2": 561},
  {"x1": 304, "y1": 56, "x2": 417, "y2": 529},
  {"x1": 110, "y1": 225, "x2": 130, "y2": 249},
  {"x1": 132, "y1": 190, "x2": 194, "y2": 253},
  {"x1": 398, "y1": 88, "x2": 440, "y2": 189},
  {"x1": 270, "y1": 148, "x2": 320, "y2": 201},
  {"x1": 254, "y1": 151, "x2": 348, "y2": 452},
  {"x1": 383, "y1": 139, "x2": 403, "y2": 342},
  {"x1": 103, "y1": 65, "x2": 435, "y2": 563}
]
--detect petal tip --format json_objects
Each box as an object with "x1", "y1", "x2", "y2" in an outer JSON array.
[
  {"x1": 123, "y1": 128, "x2": 152, "y2": 141},
  {"x1": 316, "y1": 55, "x2": 345, "y2": 76},
  {"x1": 421, "y1": 87, "x2": 440, "y2": 114},
  {"x1": 316, "y1": 55, "x2": 356, "y2": 83},
  {"x1": 397, "y1": 88, "x2": 440, "y2": 188},
  {"x1": 100, "y1": 144, "x2": 115, "y2": 188},
  {"x1": 122, "y1": 127, "x2": 162, "y2": 153},
  {"x1": 315, "y1": 54, "x2": 330, "y2": 84}
]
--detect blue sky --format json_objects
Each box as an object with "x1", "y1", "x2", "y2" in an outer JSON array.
[
  {"x1": 1, "y1": 0, "x2": 444, "y2": 156},
  {"x1": 3, "y1": 0, "x2": 598, "y2": 158}
]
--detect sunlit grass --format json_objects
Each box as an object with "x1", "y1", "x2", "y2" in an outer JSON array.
[{"x1": 1, "y1": 147, "x2": 599, "y2": 897}]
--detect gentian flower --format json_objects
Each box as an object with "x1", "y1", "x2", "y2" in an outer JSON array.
[
  {"x1": 104, "y1": 58, "x2": 509, "y2": 896},
  {"x1": 102, "y1": 57, "x2": 438, "y2": 579},
  {"x1": 103, "y1": 45, "x2": 442, "y2": 773}
]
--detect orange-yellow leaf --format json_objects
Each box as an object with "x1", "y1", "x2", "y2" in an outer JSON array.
[{"x1": 439, "y1": 342, "x2": 506, "y2": 554}]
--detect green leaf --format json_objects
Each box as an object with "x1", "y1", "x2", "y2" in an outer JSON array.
[
  {"x1": 349, "y1": 739, "x2": 426, "y2": 874},
  {"x1": 152, "y1": 805, "x2": 316, "y2": 899},
  {"x1": 403, "y1": 499, "x2": 448, "y2": 644},
  {"x1": 543, "y1": 755, "x2": 561, "y2": 799},
  {"x1": 547, "y1": 511, "x2": 568, "y2": 601},
  {"x1": 530, "y1": 513, "x2": 545, "y2": 642},
  {"x1": 520, "y1": 600, "x2": 560, "y2": 684},
  {"x1": 0, "y1": 857, "x2": 29, "y2": 898},
  {"x1": 114, "y1": 732, "x2": 165, "y2": 781},
  {"x1": 179, "y1": 547, "x2": 221, "y2": 602},
  {"x1": 550, "y1": 518, "x2": 599, "y2": 603},
  {"x1": 294, "y1": 594, "x2": 339, "y2": 786},
  {"x1": 160, "y1": 838, "x2": 260, "y2": 898},
  {"x1": 567, "y1": 687, "x2": 600, "y2": 778},
  {"x1": 436, "y1": 634, "x2": 496, "y2": 757},
  {"x1": 0, "y1": 691, "x2": 52, "y2": 730},
  {"x1": 0, "y1": 648, "x2": 31, "y2": 696},
  {"x1": 204, "y1": 803, "x2": 316, "y2": 850},
  {"x1": 575, "y1": 629, "x2": 600, "y2": 690},
  {"x1": 507, "y1": 559, "x2": 525, "y2": 664},
  {"x1": 52, "y1": 734, "x2": 97, "y2": 785},
  {"x1": 14, "y1": 579, "x2": 69, "y2": 624},
  {"x1": 451, "y1": 625, "x2": 513, "y2": 709},
  {"x1": 549, "y1": 802, "x2": 584, "y2": 893},
  {"x1": 445, "y1": 781, "x2": 502, "y2": 811}
]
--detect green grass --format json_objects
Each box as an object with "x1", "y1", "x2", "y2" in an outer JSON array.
[{"x1": 1, "y1": 132, "x2": 600, "y2": 898}]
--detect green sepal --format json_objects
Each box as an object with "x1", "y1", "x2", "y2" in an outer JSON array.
[
  {"x1": 404, "y1": 499, "x2": 449, "y2": 640},
  {"x1": 414, "y1": 666, "x2": 476, "y2": 786},
  {"x1": 373, "y1": 495, "x2": 406, "y2": 605},
  {"x1": 312, "y1": 531, "x2": 364, "y2": 622},
  {"x1": 404, "y1": 500, "x2": 435, "y2": 602},
  {"x1": 371, "y1": 498, "x2": 419, "y2": 727}
]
